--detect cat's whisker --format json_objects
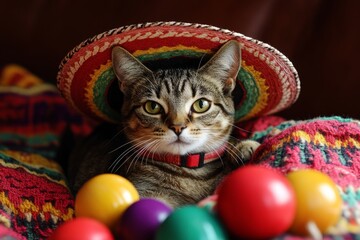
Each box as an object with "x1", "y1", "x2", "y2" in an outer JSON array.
[
  {"x1": 124, "y1": 139, "x2": 163, "y2": 173},
  {"x1": 202, "y1": 142, "x2": 226, "y2": 167},
  {"x1": 143, "y1": 139, "x2": 162, "y2": 166},
  {"x1": 108, "y1": 139, "x2": 134, "y2": 155},
  {"x1": 225, "y1": 140, "x2": 246, "y2": 166},
  {"x1": 145, "y1": 140, "x2": 163, "y2": 165},
  {"x1": 110, "y1": 138, "x2": 154, "y2": 172},
  {"x1": 134, "y1": 143, "x2": 148, "y2": 167},
  {"x1": 119, "y1": 138, "x2": 162, "y2": 174},
  {"x1": 109, "y1": 148, "x2": 141, "y2": 172},
  {"x1": 111, "y1": 146, "x2": 143, "y2": 173},
  {"x1": 108, "y1": 135, "x2": 150, "y2": 154},
  {"x1": 109, "y1": 145, "x2": 138, "y2": 173},
  {"x1": 227, "y1": 147, "x2": 242, "y2": 165},
  {"x1": 229, "y1": 123, "x2": 253, "y2": 134},
  {"x1": 134, "y1": 139, "x2": 160, "y2": 166},
  {"x1": 121, "y1": 149, "x2": 141, "y2": 175},
  {"x1": 125, "y1": 153, "x2": 139, "y2": 175}
]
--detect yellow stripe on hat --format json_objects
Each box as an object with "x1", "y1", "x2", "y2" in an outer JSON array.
[
  {"x1": 86, "y1": 60, "x2": 113, "y2": 122},
  {"x1": 240, "y1": 63, "x2": 269, "y2": 121}
]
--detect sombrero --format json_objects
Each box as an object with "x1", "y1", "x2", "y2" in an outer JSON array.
[{"x1": 57, "y1": 21, "x2": 300, "y2": 123}]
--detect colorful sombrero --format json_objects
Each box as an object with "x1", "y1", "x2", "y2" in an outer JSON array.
[{"x1": 57, "y1": 21, "x2": 301, "y2": 123}]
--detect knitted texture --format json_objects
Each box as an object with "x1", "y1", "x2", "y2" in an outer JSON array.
[
  {"x1": 0, "y1": 65, "x2": 92, "y2": 239},
  {"x1": 57, "y1": 21, "x2": 300, "y2": 124},
  {"x1": 250, "y1": 117, "x2": 360, "y2": 237}
]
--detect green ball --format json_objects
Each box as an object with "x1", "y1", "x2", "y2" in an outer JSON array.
[{"x1": 156, "y1": 205, "x2": 228, "y2": 240}]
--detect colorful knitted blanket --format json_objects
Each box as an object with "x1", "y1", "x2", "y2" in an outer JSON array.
[
  {"x1": 0, "y1": 65, "x2": 359, "y2": 239},
  {"x1": 0, "y1": 65, "x2": 92, "y2": 239},
  {"x1": 238, "y1": 117, "x2": 360, "y2": 238}
]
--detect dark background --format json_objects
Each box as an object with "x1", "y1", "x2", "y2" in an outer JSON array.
[{"x1": 2, "y1": 0, "x2": 360, "y2": 120}]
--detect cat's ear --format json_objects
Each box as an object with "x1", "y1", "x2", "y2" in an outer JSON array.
[
  {"x1": 199, "y1": 40, "x2": 241, "y2": 94},
  {"x1": 112, "y1": 46, "x2": 153, "y2": 93}
]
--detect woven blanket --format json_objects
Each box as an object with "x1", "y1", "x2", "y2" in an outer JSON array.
[
  {"x1": 237, "y1": 117, "x2": 360, "y2": 239},
  {"x1": 0, "y1": 65, "x2": 92, "y2": 239},
  {"x1": 0, "y1": 65, "x2": 359, "y2": 239}
]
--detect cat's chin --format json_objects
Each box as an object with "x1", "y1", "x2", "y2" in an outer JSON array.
[
  {"x1": 164, "y1": 142, "x2": 195, "y2": 155},
  {"x1": 150, "y1": 134, "x2": 202, "y2": 155},
  {"x1": 158, "y1": 139, "x2": 217, "y2": 156}
]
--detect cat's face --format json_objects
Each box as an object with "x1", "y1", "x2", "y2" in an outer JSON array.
[{"x1": 112, "y1": 41, "x2": 241, "y2": 155}]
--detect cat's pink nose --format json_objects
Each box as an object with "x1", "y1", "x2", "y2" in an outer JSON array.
[{"x1": 170, "y1": 125, "x2": 186, "y2": 136}]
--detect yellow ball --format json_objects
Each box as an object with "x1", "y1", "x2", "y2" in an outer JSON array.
[
  {"x1": 287, "y1": 169, "x2": 342, "y2": 236},
  {"x1": 75, "y1": 174, "x2": 139, "y2": 229}
]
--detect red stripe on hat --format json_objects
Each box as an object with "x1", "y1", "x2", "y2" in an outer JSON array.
[{"x1": 70, "y1": 49, "x2": 111, "y2": 121}]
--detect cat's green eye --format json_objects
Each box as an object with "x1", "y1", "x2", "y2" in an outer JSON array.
[
  {"x1": 192, "y1": 98, "x2": 211, "y2": 113},
  {"x1": 144, "y1": 101, "x2": 162, "y2": 115}
]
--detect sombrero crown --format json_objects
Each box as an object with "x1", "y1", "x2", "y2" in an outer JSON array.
[{"x1": 57, "y1": 21, "x2": 300, "y2": 123}]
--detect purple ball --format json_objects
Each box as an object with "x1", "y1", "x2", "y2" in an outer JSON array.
[{"x1": 116, "y1": 198, "x2": 172, "y2": 240}]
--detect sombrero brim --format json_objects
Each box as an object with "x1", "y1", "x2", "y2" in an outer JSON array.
[{"x1": 57, "y1": 21, "x2": 300, "y2": 123}]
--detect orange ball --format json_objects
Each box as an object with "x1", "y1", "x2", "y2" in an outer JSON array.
[
  {"x1": 286, "y1": 169, "x2": 342, "y2": 236},
  {"x1": 75, "y1": 174, "x2": 139, "y2": 229}
]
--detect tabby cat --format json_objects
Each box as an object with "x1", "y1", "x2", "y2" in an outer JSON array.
[{"x1": 68, "y1": 40, "x2": 260, "y2": 207}]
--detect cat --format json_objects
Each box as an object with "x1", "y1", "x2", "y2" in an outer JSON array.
[{"x1": 67, "y1": 40, "x2": 260, "y2": 207}]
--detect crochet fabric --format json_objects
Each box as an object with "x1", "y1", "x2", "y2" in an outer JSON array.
[
  {"x1": 0, "y1": 65, "x2": 92, "y2": 239},
  {"x1": 247, "y1": 117, "x2": 360, "y2": 238}
]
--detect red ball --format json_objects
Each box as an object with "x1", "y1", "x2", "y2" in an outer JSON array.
[
  {"x1": 50, "y1": 217, "x2": 114, "y2": 240},
  {"x1": 216, "y1": 166, "x2": 296, "y2": 239}
]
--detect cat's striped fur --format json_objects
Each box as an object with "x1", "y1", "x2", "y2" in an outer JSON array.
[{"x1": 68, "y1": 40, "x2": 259, "y2": 207}]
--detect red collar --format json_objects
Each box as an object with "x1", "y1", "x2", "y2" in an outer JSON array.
[{"x1": 141, "y1": 145, "x2": 227, "y2": 169}]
